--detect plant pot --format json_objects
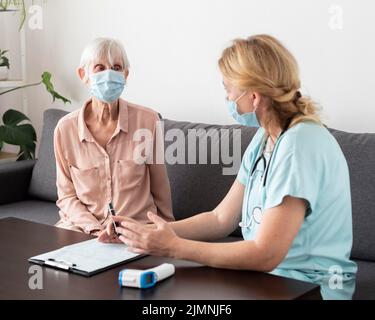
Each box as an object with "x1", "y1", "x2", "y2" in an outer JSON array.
[
  {"x1": 0, "y1": 66, "x2": 9, "y2": 80},
  {"x1": 0, "y1": 151, "x2": 18, "y2": 164}
]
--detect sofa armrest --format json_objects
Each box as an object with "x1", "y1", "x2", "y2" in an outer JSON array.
[{"x1": 0, "y1": 160, "x2": 36, "y2": 205}]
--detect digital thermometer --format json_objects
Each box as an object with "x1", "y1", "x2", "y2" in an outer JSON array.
[{"x1": 118, "y1": 263, "x2": 175, "y2": 289}]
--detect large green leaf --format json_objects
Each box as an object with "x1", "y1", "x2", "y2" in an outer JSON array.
[
  {"x1": 3, "y1": 109, "x2": 30, "y2": 126},
  {"x1": 0, "y1": 123, "x2": 36, "y2": 146},
  {"x1": 41, "y1": 72, "x2": 71, "y2": 104},
  {"x1": 16, "y1": 124, "x2": 37, "y2": 142}
]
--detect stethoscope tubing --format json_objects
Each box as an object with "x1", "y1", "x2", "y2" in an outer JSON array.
[{"x1": 241, "y1": 117, "x2": 293, "y2": 229}]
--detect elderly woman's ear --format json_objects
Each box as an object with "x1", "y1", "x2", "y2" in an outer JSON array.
[
  {"x1": 77, "y1": 67, "x2": 87, "y2": 84},
  {"x1": 124, "y1": 69, "x2": 129, "y2": 80}
]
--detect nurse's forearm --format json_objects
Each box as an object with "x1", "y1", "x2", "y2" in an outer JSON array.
[
  {"x1": 171, "y1": 238, "x2": 275, "y2": 272},
  {"x1": 169, "y1": 211, "x2": 230, "y2": 242}
]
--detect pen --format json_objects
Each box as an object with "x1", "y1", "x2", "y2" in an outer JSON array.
[
  {"x1": 48, "y1": 258, "x2": 76, "y2": 267},
  {"x1": 108, "y1": 202, "x2": 120, "y2": 237}
]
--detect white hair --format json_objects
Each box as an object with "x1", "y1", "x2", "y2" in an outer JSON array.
[{"x1": 79, "y1": 37, "x2": 130, "y2": 81}]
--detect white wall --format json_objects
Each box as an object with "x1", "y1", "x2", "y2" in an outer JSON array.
[{"x1": 1, "y1": 0, "x2": 374, "y2": 155}]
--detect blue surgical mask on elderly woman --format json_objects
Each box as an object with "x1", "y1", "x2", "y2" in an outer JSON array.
[
  {"x1": 89, "y1": 69, "x2": 125, "y2": 103},
  {"x1": 226, "y1": 91, "x2": 260, "y2": 127}
]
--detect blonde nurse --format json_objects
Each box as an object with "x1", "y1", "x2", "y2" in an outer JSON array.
[{"x1": 103, "y1": 34, "x2": 357, "y2": 299}]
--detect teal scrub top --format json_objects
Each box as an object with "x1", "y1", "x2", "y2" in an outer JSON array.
[{"x1": 237, "y1": 121, "x2": 357, "y2": 300}]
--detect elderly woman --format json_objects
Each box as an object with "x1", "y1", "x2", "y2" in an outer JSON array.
[{"x1": 54, "y1": 37, "x2": 174, "y2": 238}]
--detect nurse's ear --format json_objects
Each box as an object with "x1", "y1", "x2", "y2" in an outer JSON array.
[{"x1": 250, "y1": 92, "x2": 262, "y2": 110}]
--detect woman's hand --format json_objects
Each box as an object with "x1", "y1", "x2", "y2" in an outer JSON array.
[
  {"x1": 90, "y1": 230, "x2": 102, "y2": 237},
  {"x1": 112, "y1": 212, "x2": 180, "y2": 257},
  {"x1": 97, "y1": 222, "x2": 123, "y2": 244}
]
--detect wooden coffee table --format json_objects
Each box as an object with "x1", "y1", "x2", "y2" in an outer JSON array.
[{"x1": 0, "y1": 218, "x2": 321, "y2": 300}]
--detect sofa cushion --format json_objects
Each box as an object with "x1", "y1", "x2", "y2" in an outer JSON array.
[
  {"x1": 27, "y1": 109, "x2": 375, "y2": 260},
  {"x1": 329, "y1": 129, "x2": 375, "y2": 261},
  {"x1": 353, "y1": 260, "x2": 375, "y2": 300},
  {"x1": 163, "y1": 119, "x2": 258, "y2": 237},
  {"x1": 28, "y1": 109, "x2": 68, "y2": 202},
  {"x1": 0, "y1": 160, "x2": 36, "y2": 205},
  {"x1": 163, "y1": 120, "x2": 375, "y2": 255},
  {"x1": 0, "y1": 200, "x2": 59, "y2": 226}
]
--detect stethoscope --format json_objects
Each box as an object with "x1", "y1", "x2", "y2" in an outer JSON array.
[{"x1": 239, "y1": 117, "x2": 293, "y2": 229}]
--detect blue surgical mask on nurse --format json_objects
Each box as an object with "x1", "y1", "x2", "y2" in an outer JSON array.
[{"x1": 226, "y1": 91, "x2": 261, "y2": 128}]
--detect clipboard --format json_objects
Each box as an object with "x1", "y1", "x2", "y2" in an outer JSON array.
[{"x1": 28, "y1": 238, "x2": 146, "y2": 277}]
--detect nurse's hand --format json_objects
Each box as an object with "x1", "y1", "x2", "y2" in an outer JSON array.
[{"x1": 112, "y1": 212, "x2": 179, "y2": 257}]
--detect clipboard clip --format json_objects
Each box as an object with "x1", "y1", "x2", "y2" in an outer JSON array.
[{"x1": 45, "y1": 258, "x2": 77, "y2": 270}]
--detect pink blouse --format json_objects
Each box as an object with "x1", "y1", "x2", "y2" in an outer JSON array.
[{"x1": 53, "y1": 98, "x2": 174, "y2": 234}]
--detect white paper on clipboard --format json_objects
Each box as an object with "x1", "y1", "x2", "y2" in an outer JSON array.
[{"x1": 29, "y1": 239, "x2": 141, "y2": 275}]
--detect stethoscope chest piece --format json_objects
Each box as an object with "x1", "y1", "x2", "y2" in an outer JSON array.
[{"x1": 252, "y1": 206, "x2": 262, "y2": 224}]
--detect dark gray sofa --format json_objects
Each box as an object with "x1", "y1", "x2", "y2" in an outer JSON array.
[{"x1": 0, "y1": 109, "x2": 374, "y2": 300}]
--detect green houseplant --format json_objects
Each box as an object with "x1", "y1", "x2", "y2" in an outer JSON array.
[
  {"x1": 0, "y1": 49, "x2": 10, "y2": 80},
  {"x1": 0, "y1": 2, "x2": 64, "y2": 161},
  {"x1": 0, "y1": 109, "x2": 36, "y2": 160},
  {"x1": 0, "y1": 71, "x2": 71, "y2": 160},
  {"x1": 0, "y1": 0, "x2": 26, "y2": 30}
]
